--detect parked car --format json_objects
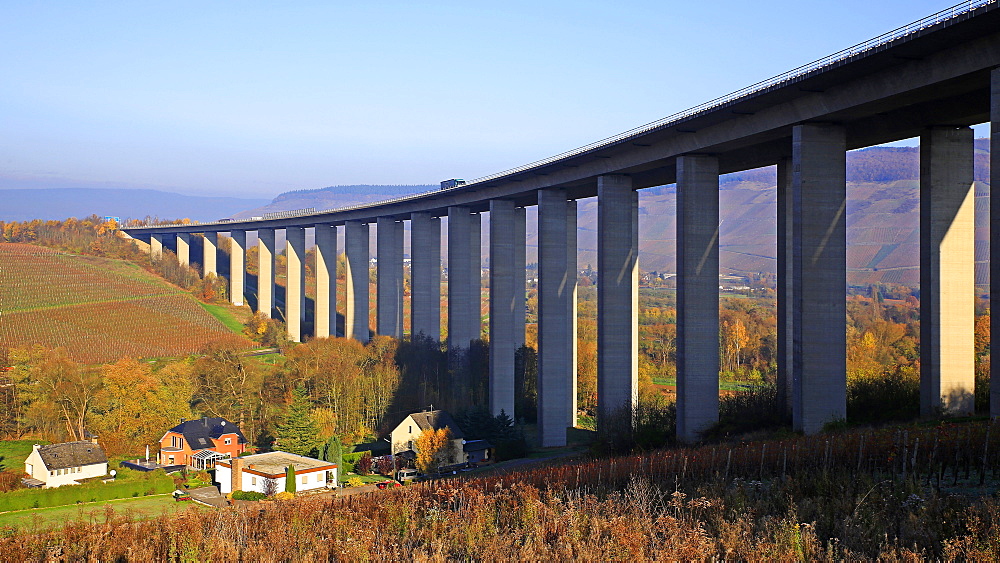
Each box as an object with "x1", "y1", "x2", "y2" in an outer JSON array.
[
  {"x1": 396, "y1": 468, "x2": 418, "y2": 481},
  {"x1": 376, "y1": 480, "x2": 401, "y2": 489}
]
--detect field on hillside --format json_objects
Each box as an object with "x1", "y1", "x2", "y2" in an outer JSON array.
[{"x1": 0, "y1": 243, "x2": 253, "y2": 363}]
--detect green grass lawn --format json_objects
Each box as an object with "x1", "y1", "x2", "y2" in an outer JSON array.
[
  {"x1": 199, "y1": 302, "x2": 245, "y2": 333},
  {"x1": 0, "y1": 440, "x2": 48, "y2": 471},
  {"x1": 0, "y1": 494, "x2": 209, "y2": 531},
  {"x1": 651, "y1": 378, "x2": 756, "y2": 391}
]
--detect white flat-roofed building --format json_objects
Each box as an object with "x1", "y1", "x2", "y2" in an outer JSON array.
[{"x1": 215, "y1": 451, "x2": 337, "y2": 494}]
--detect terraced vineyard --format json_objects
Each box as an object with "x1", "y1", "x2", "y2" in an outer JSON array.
[{"x1": 0, "y1": 243, "x2": 252, "y2": 363}]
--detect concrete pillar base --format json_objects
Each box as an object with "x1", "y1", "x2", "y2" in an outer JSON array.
[
  {"x1": 792, "y1": 123, "x2": 847, "y2": 434},
  {"x1": 314, "y1": 224, "x2": 337, "y2": 339},
  {"x1": 676, "y1": 157, "x2": 720, "y2": 443},
  {"x1": 345, "y1": 221, "x2": 370, "y2": 343},
  {"x1": 919, "y1": 126, "x2": 975, "y2": 416}
]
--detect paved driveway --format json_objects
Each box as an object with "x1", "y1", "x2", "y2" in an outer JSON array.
[{"x1": 187, "y1": 486, "x2": 228, "y2": 508}]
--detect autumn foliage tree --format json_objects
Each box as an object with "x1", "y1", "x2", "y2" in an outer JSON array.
[
  {"x1": 91, "y1": 358, "x2": 192, "y2": 455},
  {"x1": 415, "y1": 427, "x2": 454, "y2": 474}
]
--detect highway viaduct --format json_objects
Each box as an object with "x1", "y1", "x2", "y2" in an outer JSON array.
[{"x1": 123, "y1": 1, "x2": 1000, "y2": 446}]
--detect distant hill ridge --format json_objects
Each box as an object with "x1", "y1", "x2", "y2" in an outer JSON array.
[
  {"x1": 235, "y1": 142, "x2": 994, "y2": 287},
  {"x1": 0, "y1": 188, "x2": 269, "y2": 223}
]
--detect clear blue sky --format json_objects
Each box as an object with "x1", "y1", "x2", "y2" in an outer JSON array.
[{"x1": 0, "y1": 1, "x2": 985, "y2": 199}]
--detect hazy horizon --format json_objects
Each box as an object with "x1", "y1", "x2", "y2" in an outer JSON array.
[{"x1": 1, "y1": 1, "x2": 988, "y2": 200}]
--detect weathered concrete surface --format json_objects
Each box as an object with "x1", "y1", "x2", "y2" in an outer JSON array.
[
  {"x1": 470, "y1": 212, "x2": 483, "y2": 342},
  {"x1": 257, "y1": 228, "x2": 275, "y2": 318},
  {"x1": 228, "y1": 230, "x2": 247, "y2": 307},
  {"x1": 597, "y1": 175, "x2": 638, "y2": 430},
  {"x1": 538, "y1": 188, "x2": 571, "y2": 447},
  {"x1": 410, "y1": 212, "x2": 441, "y2": 341},
  {"x1": 920, "y1": 126, "x2": 975, "y2": 416},
  {"x1": 676, "y1": 157, "x2": 720, "y2": 443},
  {"x1": 992, "y1": 68, "x2": 1000, "y2": 419},
  {"x1": 513, "y1": 207, "x2": 526, "y2": 351},
  {"x1": 565, "y1": 200, "x2": 578, "y2": 430},
  {"x1": 776, "y1": 158, "x2": 794, "y2": 414},
  {"x1": 489, "y1": 199, "x2": 516, "y2": 418},
  {"x1": 201, "y1": 234, "x2": 217, "y2": 277},
  {"x1": 285, "y1": 227, "x2": 306, "y2": 343},
  {"x1": 345, "y1": 221, "x2": 370, "y2": 343},
  {"x1": 377, "y1": 217, "x2": 404, "y2": 338},
  {"x1": 150, "y1": 233, "x2": 163, "y2": 261},
  {"x1": 314, "y1": 224, "x2": 336, "y2": 339},
  {"x1": 176, "y1": 233, "x2": 190, "y2": 267},
  {"x1": 448, "y1": 207, "x2": 474, "y2": 353},
  {"x1": 792, "y1": 124, "x2": 847, "y2": 434}
]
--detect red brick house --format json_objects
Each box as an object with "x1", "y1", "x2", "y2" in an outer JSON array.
[{"x1": 158, "y1": 417, "x2": 247, "y2": 469}]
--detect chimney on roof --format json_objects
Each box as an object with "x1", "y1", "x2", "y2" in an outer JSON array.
[
  {"x1": 231, "y1": 457, "x2": 243, "y2": 493},
  {"x1": 90, "y1": 435, "x2": 99, "y2": 445}
]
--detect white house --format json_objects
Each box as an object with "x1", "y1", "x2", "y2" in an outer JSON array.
[
  {"x1": 390, "y1": 410, "x2": 466, "y2": 468},
  {"x1": 215, "y1": 451, "x2": 337, "y2": 495},
  {"x1": 23, "y1": 439, "x2": 108, "y2": 488}
]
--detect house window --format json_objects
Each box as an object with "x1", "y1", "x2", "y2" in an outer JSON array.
[
  {"x1": 225, "y1": 438, "x2": 232, "y2": 445},
  {"x1": 168, "y1": 456, "x2": 175, "y2": 464},
  {"x1": 251, "y1": 476, "x2": 257, "y2": 486},
  {"x1": 408, "y1": 425, "x2": 412, "y2": 434},
  {"x1": 316, "y1": 473, "x2": 322, "y2": 483},
  {"x1": 50, "y1": 471, "x2": 54, "y2": 476},
  {"x1": 408, "y1": 440, "x2": 413, "y2": 450},
  {"x1": 301, "y1": 475, "x2": 307, "y2": 485}
]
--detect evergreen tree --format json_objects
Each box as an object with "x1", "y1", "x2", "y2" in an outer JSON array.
[
  {"x1": 285, "y1": 465, "x2": 296, "y2": 493},
  {"x1": 275, "y1": 386, "x2": 321, "y2": 456},
  {"x1": 322, "y1": 435, "x2": 343, "y2": 471}
]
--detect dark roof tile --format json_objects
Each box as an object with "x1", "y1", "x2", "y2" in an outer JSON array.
[
  {"x1": 36, "y1": 441, "x2": 107, "y2": 470},
  {"x1": 167, "y1": 417, "x2": 246, "y2": 450},
  {"x1": 409, "y1": 410, "x2": 464, "y2": 439}
]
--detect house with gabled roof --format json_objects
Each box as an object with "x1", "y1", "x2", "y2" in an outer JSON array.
[
  {"x1": 23, "y1": 438, "x2": 108, "y2": 488},
  {"x1": 158, "y1": 416, "x2": 247, "y2": 470},
  {"x1": 390, "y1": 410, "x2": 466, "y2": 468}
]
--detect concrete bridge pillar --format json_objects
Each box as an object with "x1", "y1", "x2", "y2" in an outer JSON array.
[
  {"x1": 345, "y1": 220, "x2": 370, "y2": 343},
  {"x1": 448, "y1": 206, "x2": 475, "y2": 353},
  {"x1": 597, "y1": 174, "x2": 639, "y2": 432},
  {"x1": 513, "y1": 207, "x2": 526, "y2": 352},
  {"x1": 676, "y1": 156, "x2": 721, "y2": 443},
  {"x1": 410, "y1": 212, "x2": 441, "y2": 341},
  {"x1": 257, "y1": 228, "x2": 275, "y2": 318},
  {"x1": 792, "y1": 123, "x2": 847, "y2": 434},
  {"x1": 149, "y1": 234, "x2": 163, "y2": 261},
  {"x1": 489, "y1": 199, "x2": 516, "y2": 418},
  {"x1": 776, "y1": 158, "x2": 794, "y2": 415},
  {"x1": 228, "y1": 230, "x2": 247, "y2": 307},
  {"x1": 285, "y1": 227, "x2": 306, "y2": 343},
  {"x1": 992, "y1": 68, "x2": 1000, "y2": 418},
  {"x1": 176, "y1": 233, "x2": 191, "y2": 267},
  {"x1": 538, "y1": 188, "x2": 573, "y2": 447},
  {"x1": 565, "y1": 200, "x2": 578, "y2": 429},
  {"x1": 920, "y1": 126, "x2": 975, "y2": 416},
  {"x1": 377, "y1": 217, "x2": 404, "y2": 338},
  {"x1": 314, "y1": 224, "x2": 337, "y2": 339},
  {"x1": 201, "y1": 234, "x2": 217, "y2": 278},
  {"x1": 470, "y1": 212, "x2": 483, "y2": 342}
]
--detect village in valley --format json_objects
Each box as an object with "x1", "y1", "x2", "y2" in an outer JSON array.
[{"x1": 13, "y1": 407, "x2": 512, "y2": 508}]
